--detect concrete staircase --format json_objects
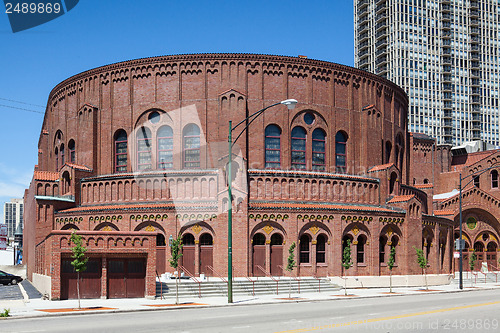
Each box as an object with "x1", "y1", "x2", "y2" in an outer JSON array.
[
  {"x1": 156, "y1": 277, "x2": 340, "y2": 299},
  {"x1": 451, "y1": 271, "x2": 500, "y2": 285}
]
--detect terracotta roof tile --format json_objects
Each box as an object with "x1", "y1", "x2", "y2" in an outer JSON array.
[
  {"x1": 387, "y1": 195, "x2": 415, "y2": 203},
  {"x1": 59, "y1": 202, "x2": 217, "y2": 213},
  {"x1": 34, "y1": 171, "x2": 59, "y2": 181},
  {"x1": 368, "y1": 163, "x2": 394, "y2": 173},
  {"x1": 249, "y1": 202, "x2": 397, "y2": 213},
  {"x1": 434, "y1": 210, "x2": 454, "y2": 216},
  {"x1": 414, "y1": 184, "x2": 433, "y2": 189},
  {"x1": 248, "y1": 169, "x2": 378, "y2": 182},
  {"x1": 65, "y1": 163, "x2": 92, "y2": 172}
]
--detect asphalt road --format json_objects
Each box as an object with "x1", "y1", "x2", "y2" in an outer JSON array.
[
  {"x1": 0, "y1": 284, "x2": 23, "y2": 300},
  {"x1": 1, "y1": 289, "x2": 499, "y2": 332}
]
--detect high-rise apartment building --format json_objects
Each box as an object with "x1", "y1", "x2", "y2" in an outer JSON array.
[
  {"x1": 3, "y1": 198, "x2": 23, "y2": 238},
  {"x1": 354, "y1": 0, "x2": 499, "y2": 145}
]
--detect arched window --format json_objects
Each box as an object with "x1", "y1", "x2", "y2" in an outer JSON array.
[
  {"x1": 265, "y1": 125, "x2": 281, "y2": 169},
  {"x1": 253, "y1": 233, "x2": 266, "y2": 245},
  {"x1": 492, "y1": 170, "x2": 499, "y2": 188},
  {"x1": 157, "y1": 126, "x2": 173, "y2": 169},
  {"x1": 182, "y1": 233, "x2": 195, "y2": 245},
  {"x1": 55, "y1": 147, "x2": 59, "y2": 170},
  {"x1": 423, "y1": 178, "x2": 429, "y2": 184},
  {"x1": 312, "y1": 129, "x2": 326, "y2": 171},
  {"x1": 379, "y1": 236, "x2": 387, "y2": 264},
  {"x1": 156, "y1": 234, "x2": 166, "y2": 246},
  {"x1": 183, "y1": 124, "x2": 200, "y2": 168},
  {"x1": 68, "y1": 140, "x2": 76, "y2": 163},
  {"x1": 390, "y1": 235, "x2": 398, "y2": 263},
  {"x1": 385, "y1": 141, "x2": 392, "y2": 164},
  {"x1": 60, "y1": 144, "x2": 65, "y2": 166},
  {"x1": 299, "y1": 234, "x2": 310, "y2": 263},
  {"x1": 291, "y1": 127, "x2": 306, "y2": 170},
  {"x1": 389, "y1": 172, "x2": 397, "y2": 194},
  {"x1": 473, "y1": 175, "x2": 480, "y2": 188},
  {"x1": 115, "y1": 130, "x2": 128, "y2": 172},
  {"x1": 357, "y1": 235, "x2": 366, "y2": 264},
  {"x1": 137, "y1": 127, "x2": 152, "y2": 170},
  {"x1": 316, "y1": 234, "x2": 327, "y2": 264},
  {"x1": 335, "y1": 131, "x2": 347, "y2": 172},
  {"x1": 270, "y1": 233, "x2": 283, "y2": 245},
  {"x1": 200, "y1": 233, "x2": 213, "y2": 245}
]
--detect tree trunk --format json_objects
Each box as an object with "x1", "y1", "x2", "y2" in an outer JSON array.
[
  {"x1": 176, "y1": 269, "x2": 179, "y2": 305},
  {"x1": 289, "y1": 277, "x2": 292, "y2": 299},
  {"x1": 424, "y1": 268, "x2": 428, "y2": 290},
  {"x1": 77, "y1": 271, "x2": 81, "y2": 309},
  {"x1": 344, "y1": 275, "x2": 347, "y2": 296},
  {"x1": 389, "y1": 270, "x2": 392, "y2": 293}
]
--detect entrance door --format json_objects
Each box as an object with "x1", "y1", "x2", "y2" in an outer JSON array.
[
  {"x1": 108, "y1": 258, "x2": 146, "y2": 298},
  {"x1": 60, "y1": 258, "x2": 102, "y2": 300},
  {"x1": 182, "y1": 246, "x2": 196, "y2": 276},
  {"x1": 270, "y1": 233, "x2": 283, "y2": 276},
  {"x1": 252, "y1": 233, "x2": 266, "y2": 277},
  {"x1": 199, "y1": 233, "x2": 213, "y2": 276}
]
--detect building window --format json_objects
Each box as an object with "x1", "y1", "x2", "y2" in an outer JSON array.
[
  {"x1": 60, "y1": 144, "x2": 65, "y2": 166},
  {"x1": 183, "y1": 124, "x2": 200, "y2": 168},
  {"x1": 335, "y1": 131, "x2": 347, "y2": 172},
  {"x1": 115, "y1": 130, "x2": 128, "y2": 172},
  {"x1": 265, "y1": 125, "x2": 281, "y2": 169},
  {"x1": 200, "y1": 233, "x2": 213, "y2": 246},
  {"x1": 182, "y1": 233, "x2": 195, "y2": 245},
  {"x1": 68, "y1": 140, "x2": 76, "y2": 163},
  {"x1": 157, "y1": 126, "x2": 173, "y2": 169},
  {"x1": 312, "y1": 128, "x2": 326, "y2": 171},
  {"x1": 390, "y1": 236, "x2": 398, "y2": 264},
  {"x1": 379, "y1": 236, "x2": 387, "y2": 264},
  {"x1": 55, "y1": 147, "x2": 59, "y2": 170},
  {"x1": 299, "y1": 234, "x2": 310, "y2": 264},
  {"x1": 492, "y1": 170, "x2": 498, "y2": 188},
  {"x1": 137, "y1": 127, "x2": 152, "y2": 171},
  {"x1": 291, "y1": 127, "x2": 306, "y2": 170},
  {"x1": 473, "y1": 175, "x2": 480, "y2": 188},
  {"x1": 316, "y1": 234, "x2": 326, "y2": 264},
  {"x1": 357, "y1": 235, "x2": 366, "y2": 264}
]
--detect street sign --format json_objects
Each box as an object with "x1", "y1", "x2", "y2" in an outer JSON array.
[
  {"x1": 0, "y1": 224, "x2": 7, "y2": 237},
  {"x1": 455, "y1": 239, "x2": 466, "y2": 250},
  {"x1": 0, "y1": 237, "x2": 7, "y2": 250},
  {"x1": 454, "y1": 251, "x2": 460, "y2": 258}
]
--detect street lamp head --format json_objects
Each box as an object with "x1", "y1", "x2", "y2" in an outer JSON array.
[{"x1": 280, "y1": 99, "x2": 298, "y2": 110}]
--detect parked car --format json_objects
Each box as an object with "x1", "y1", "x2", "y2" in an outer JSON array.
[{"x1": 0, "y1": 270, "x2": 23, "y2": 285}]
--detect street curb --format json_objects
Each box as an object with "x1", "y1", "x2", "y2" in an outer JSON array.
[{"x1": 4, "y1": 285, "x2": 500, "y2": 321}]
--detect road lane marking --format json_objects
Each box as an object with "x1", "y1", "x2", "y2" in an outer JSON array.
[{"x1": 275, "y1": 301, "x2": 500, "y2": 333}]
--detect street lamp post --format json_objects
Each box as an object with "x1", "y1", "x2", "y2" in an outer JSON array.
[
  {"x1": 227, "y1": 99, "x2": 297, "y2": 303},
  {"x1": 457, "y1": 162, "x2": 500, "y2": 290}
]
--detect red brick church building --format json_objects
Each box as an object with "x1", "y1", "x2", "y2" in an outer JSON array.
[{"x1": 23, "y1": 54, "x2": 495, "y2": 300}]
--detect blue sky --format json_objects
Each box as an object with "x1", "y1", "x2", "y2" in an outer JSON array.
[{"x1": 0, "y1": 0, "x2": 354, "y2": 222}]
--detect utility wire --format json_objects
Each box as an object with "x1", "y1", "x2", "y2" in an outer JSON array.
[
  {"x1": 0, "y1": 97, "x2": 45, "y2": 108},
  {"x1": 0, "y1": 103, "x2": 45, "y2": 114}
]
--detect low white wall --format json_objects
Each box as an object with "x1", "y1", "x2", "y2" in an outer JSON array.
[
  {"x1": 32, "y1": 273, "x2": 51, "y2": 299},
  {"x1": 329, "y1": 274, "x2": 453, "y2": 288}
]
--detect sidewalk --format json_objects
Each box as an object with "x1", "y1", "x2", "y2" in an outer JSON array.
[{"x1": 1, "y1": 280, "x2": 499, "y2": 319}]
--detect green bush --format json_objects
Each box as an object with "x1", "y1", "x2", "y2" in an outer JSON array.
[{"x1": 0, "y1": 308, "x2": 10, "y2": 317}]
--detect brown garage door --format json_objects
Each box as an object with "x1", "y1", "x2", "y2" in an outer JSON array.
[
  {"x1": 108, "y1": 258, "x2": 146, "y2": 298},
  {"x1": 60, "y1": 259, "x2": 102, "y2": 300}
]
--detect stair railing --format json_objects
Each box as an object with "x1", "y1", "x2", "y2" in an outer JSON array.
[
  {"x1": 206, "y1": 265, "x2": 228, "y2": 283},
  {"x1": 155, "y1": 270, "x2": 163, "y2": 300},
  {"x1": 312, "y1": 274, "x2": 322, "y2": 292},
  {"x1": 256, "y1": 265, "x2": 279, "y2": 295},
  {"x1": 488, "y1": 264, "x2": 499, "y2": 282},
  {"x1": 232, "y1": 266, "x2": 256, "y2": 296},
  {"x1": 277, "y1": 264, "x2": 301, "y2": 294},
  {"x1": 179, "y1": 265, "x2": 202, "y2": 298}
]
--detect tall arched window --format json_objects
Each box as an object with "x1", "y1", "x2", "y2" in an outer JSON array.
[
  {"x1": 137, "y1": 127, "x2": 152, "y2": 170},
  {"x1": 182, "y1": 233, "x2": 195, "y2": 245},
  {"x1": 157, "y1": 126, "x2": 173, "y2": 169},
  {"x1": 115, "y1": 130, "x2": 128, "y2": 172},
  {"x1": 265, "y1": 125, "x2": 281, "y2": 169},
  {"x1": 68, "y1": 140, "x2": 76, "y2": 163},
  {"x1": 316, "y1": 234, "x2": 327, "y2": 264},
  {"x1": 60, "y1": 144, "x2": 65, "y2": 166},
  {"x1": 312, "y1": 129, "x2": 326, "y2": 171},
  {"x1": 183, "y1": 124, "x2": 200, "y2": 168},
  {"x1": 385, "y1": 141, "x2": 392, "y2": 164},
  {"x1": 55, "y1": 147, "x2": 59, "y2": 170},
  {"x1": 492, "y1": 170, "x2": 499, "y2": 188},
  {"x1": 473, "y1": 175, "x2": 480, "y2": 188},
  {"x1": 335, "y1": 131, "x2": 347, "y2": 172},
  {"x1": 291, "y1": 127, "x2": 306, "y2": 170},
  {"x1": 390, "y1": 235, "x2": 398, "y2": 263},
  {"x1": 379, "y1": 236, "x2": 387, "y2": 264},
  {"x1": 357, "y1": 235, "x2": 366, "y2": 264},
  {"x1": 299, "y1": 234, "x2": 310, "y2": 263}
]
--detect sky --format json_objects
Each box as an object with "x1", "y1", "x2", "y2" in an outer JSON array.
[{"x1": 0, "y1": 0, "x2": 354, "y2": 222}]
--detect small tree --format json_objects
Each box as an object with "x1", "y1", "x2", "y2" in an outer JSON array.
[
  {"x1": 70, "y1": 231, "x2": 88, "y2": 309},
  {"x1": 168, "y1": 234, "x2": 183, "y2": 305},
  {"x1": 469, "y1": 250, "x2": 477, "y2": 287},
  {"x1": 387, "y1": 246, "x2": 396, "y2": 293},
  {"x1": 414, "y1": 246, "x2": 428, "y2": 290},
  {"x1": 285, "y1": 242, "x2": 296, "y2": 299},
  {"x1": 342, "y1": 239, "x2": 353, "y2": 296}
]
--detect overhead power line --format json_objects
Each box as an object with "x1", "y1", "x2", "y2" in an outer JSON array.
[
  {"x1": 0, "y1": 103, "x2": 45, "y2": 114},
  {"x1": 0, "y1": 97, "x2": 45, "y2": 108}
]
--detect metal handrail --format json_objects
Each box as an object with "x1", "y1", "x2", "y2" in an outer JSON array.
[
  {"x1": 488, "y1": 264, "x2": 499, "y2": 282},
  {"x1": 155, "y1": 270, "x2": 163, "y2": 300},
  {"x1": 277, "y1": 265, "x2": 300, "y2": 294},
  {"x1": 206, "y1": 265, "x2": 228, "y2": 283},
  {"x1": 312, "y1": 274, "x2": 322, "y2": 292},
  {"x1": 232, "y1": 266, "x2": 256, "y2": 296},
  {"x1": 256, "y1": 265, "x2": 279, "y2": 295},
  {"x1": 179, "y1": 265, "x2": 201, "y2": 298}
]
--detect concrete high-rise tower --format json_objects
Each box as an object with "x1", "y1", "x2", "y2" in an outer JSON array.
[
  {"x1": 354, "y1": 0, "x2": 499, "y2": 145},
  {"x1": 3, "y1": 198, "x2": 23, "y2": 239}
]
